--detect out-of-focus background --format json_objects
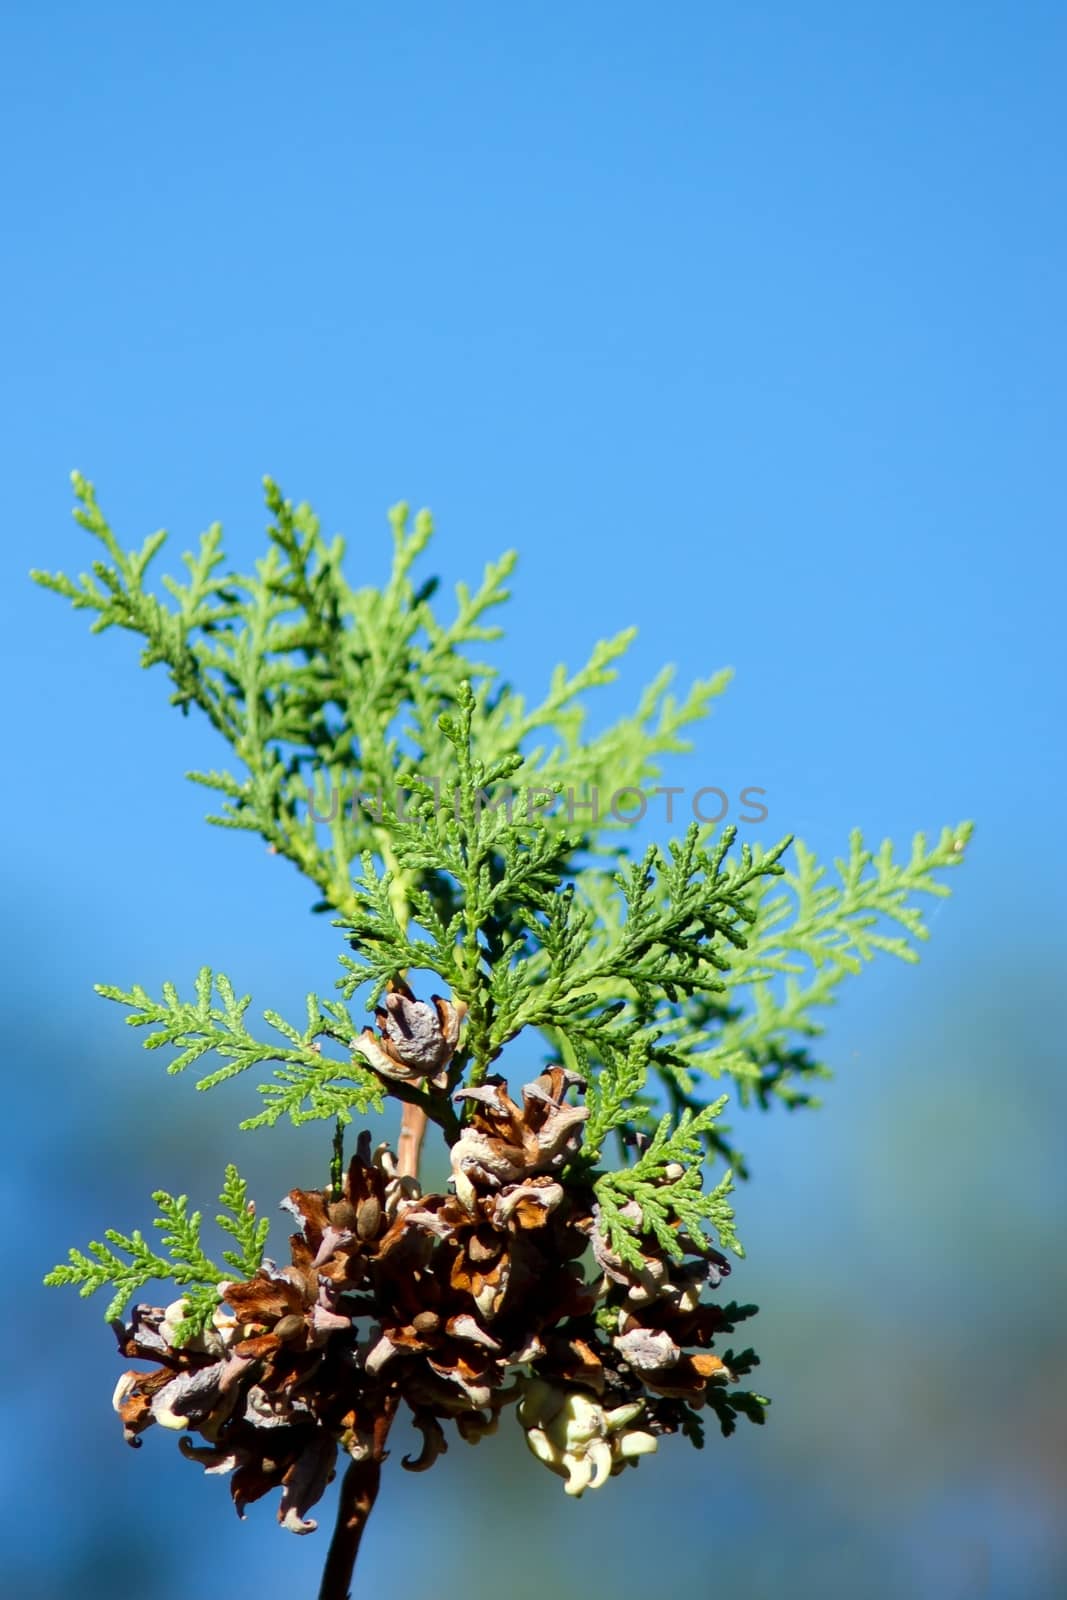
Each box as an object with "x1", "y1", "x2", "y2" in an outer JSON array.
[{"x1": 2, "y1": 5, "x2": 1065, "y2": 1597}]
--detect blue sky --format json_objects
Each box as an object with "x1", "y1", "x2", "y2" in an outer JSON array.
[{"x1": 2, "y1": 6, "x2": 1065, "y2": 1598}]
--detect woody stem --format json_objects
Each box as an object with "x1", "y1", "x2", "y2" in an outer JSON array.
[
  {"x1": 317, "y1": 1456, "x2": 382, "y2": 1600},
  {"x1": 397, "y1": 1100, "x2": 428, "y2": 1180},
  {"x1": 381, "y1": 858, "x2": 432, "y2": 1182},
  {"x1": 319, "y1": 1398, "x2": 398, "y2": 1600}
]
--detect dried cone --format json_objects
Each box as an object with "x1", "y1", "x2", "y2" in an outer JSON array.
[
  {"x1": 111, "y1": 1059, "x2": 756, "y2": 1546},
  {"x1": 356, "y1": 978, "x2": 467, "y2": 1090}
]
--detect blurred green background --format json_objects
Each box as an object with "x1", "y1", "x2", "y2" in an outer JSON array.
[{"x1": 2, "y1": 4, "x2": 1065, "y2": 1597}]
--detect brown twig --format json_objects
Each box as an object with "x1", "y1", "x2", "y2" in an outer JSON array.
[
  {"x1": 317, "y1": 1456, "x2": 381, "y2": 1600},
  {"x1": 318, "y1": 1403, "x2": 397, "y2": 1600},
  {"x1": 396, "y1": 1100, "x2": 428, "y2": 1180}
]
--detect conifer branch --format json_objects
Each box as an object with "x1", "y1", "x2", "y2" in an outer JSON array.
[{"x1": 35, "y1": 474, "x2": 972, "y2": 1592}]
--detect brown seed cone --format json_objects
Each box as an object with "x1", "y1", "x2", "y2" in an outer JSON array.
[{"x1": 110, "y1": 1067, "x2": 754, "y2": 1535}]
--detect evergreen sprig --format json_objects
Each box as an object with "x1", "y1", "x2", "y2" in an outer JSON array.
[
  {"x1": 44, "y1": 1164, "x2": 267, "y2": 1341},
  {"x1": 31, "y1": 474, "x2": 717, "y2": 923},
  {"x1": 655, "y1": 819, "x2": 974, "y2": 1126},
  {"x1": 37, "y1": 475, "x2": 970, "y2": 1364},
  {"x1": 594, "y1": 1096, "x2": 744, "y2": 1266},
  {"x1": 94, "y1": 968, "x2": 384, "y2": 1128}
]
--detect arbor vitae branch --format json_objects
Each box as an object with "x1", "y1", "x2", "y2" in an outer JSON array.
[{"x1": 37, "y1": 476, "x2": 971, "y2": 1593}]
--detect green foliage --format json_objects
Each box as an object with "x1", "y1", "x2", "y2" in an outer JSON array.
[
  {"x1": 216, "y1": 1165, "x2": 271, "y2": 1275},
  {"x1": 44, "y1": 1165, "x2": 267, "y2": 1341},
  {"x1": 35, "y1": 475, "x2": 971, "y2": 1279},
  {"x1": 705, "y1": 1347, "x2": 770, "y2": 1438},
  {"x1": 31, "y1": 474, "x2": 718, "y2": 920},
  {"x1": 594, "y1": 1097, "x2": 744, "y2": 1265},
  {"x1": 696, "y1": 821, "x2": 974, "y2": 1112},
  {"x1": 586, "y1": 817, "x2": 974, "y2": 1180},
  {"x1": 95, "y1": 967, "x2": 383, "y2": 1128}
]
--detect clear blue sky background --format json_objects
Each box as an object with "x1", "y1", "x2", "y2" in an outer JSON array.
[{"x1": 2, "y1": 6, "x2": 1065, "y2": 1599}]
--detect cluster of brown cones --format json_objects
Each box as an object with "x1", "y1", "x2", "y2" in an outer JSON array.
[{"x1": 112, "y1": 1055, "x2": 748, "y2": 1543}]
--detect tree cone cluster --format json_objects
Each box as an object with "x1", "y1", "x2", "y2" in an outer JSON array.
[{"x1": 112, "y1": 1066, "x2": 752, "y2": 1533}]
